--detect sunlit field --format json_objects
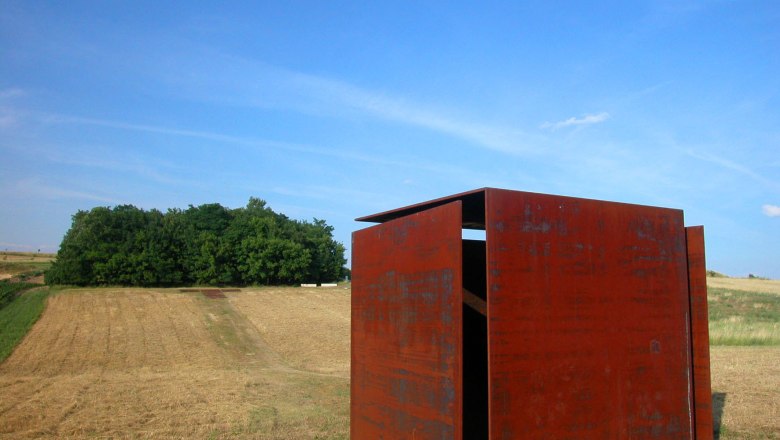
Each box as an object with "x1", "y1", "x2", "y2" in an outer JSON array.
[
  {"x1": 0, "y1": 287, "x2": 350, "y2": 439},
  {"x1": 0, "y1": 277, "x2": 777, "y2": 438},
  {"x1": 707, "y1": 277, "x2": 780, "y2": 438},
  {"x1": 0, "y1": 251, "x2": 54, "y2": 282}
]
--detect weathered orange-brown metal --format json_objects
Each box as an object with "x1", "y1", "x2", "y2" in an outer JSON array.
[
  {"x1": 351, "y1": 201, "x2": 463, "y2": 439},
  {"x1": 485, "y1": 189, "x2": 693, "y2": 438},
  {"x1": 352, "y1": 188, "x2": 712, "y2": 440},
  {"x1": 687, "y1": 226, "x2": 714, "y2": 440}
]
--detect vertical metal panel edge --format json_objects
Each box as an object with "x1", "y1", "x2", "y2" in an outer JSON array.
[
  {"x1": 686, "y1": 226, "x2": 714, "y2": 440},
  {"x1": 351, "y1": 201, "x2": 463, "y2": 440},
  {"x1": 484, "y1": 188, "x2": 495, "y2": 440}
]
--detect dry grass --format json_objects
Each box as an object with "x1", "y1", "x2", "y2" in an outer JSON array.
[
  {"x1": 228, "y1": 286, "x2": 350, "y2": 375},
  {"x1": 710, "y1": 346, "x2": 780, "y2": 439},
  {"x1": 0, "y1": 251, "x2": 54, "y2": 281},
  {"x1": 706, "y1": 277, "x2": 780, "y2": 438},
  {"x1": 0, "y1": 287, "x2": 349, "y2": 439},
  {"x1": 707, "y1": 277, "x2": 780, "y2": 295},
  {"x1": 0, "y1": 252, "x2": 56, "y2": 263}
]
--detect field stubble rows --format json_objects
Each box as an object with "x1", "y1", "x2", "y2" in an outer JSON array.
[{"x1": 0, "y1": 287, "x2": 350, "y2": 439}]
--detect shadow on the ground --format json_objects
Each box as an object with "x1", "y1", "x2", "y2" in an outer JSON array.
[{"x1": 713, "y1": 392, "x2": 726, "y2": 439}]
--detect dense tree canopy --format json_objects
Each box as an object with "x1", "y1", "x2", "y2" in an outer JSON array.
[{"x1": 45, "y1": 198, "x2": 347, "y2": 286}]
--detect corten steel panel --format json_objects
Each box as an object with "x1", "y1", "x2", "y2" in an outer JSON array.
[
  {"x1": 357, "y1": 187, "x2": 487, "y2": 229},
  {"x1": 485, "y1": 188, "x2": 694, "y2": 439},
  {"x1": 351, "y1": 201, "x2": 463, "y2": 440},
  {"x1": 686, "y1": 226, "x2": 713, "y2": 440}
]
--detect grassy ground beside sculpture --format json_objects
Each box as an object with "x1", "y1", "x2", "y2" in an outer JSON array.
[{"x1": 705, "y1": 277, "x2": 780, "y2": 438}]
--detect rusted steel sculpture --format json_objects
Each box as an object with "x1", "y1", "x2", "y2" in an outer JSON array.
[{"x1": 351, "y1": 188, "x2": 712, "y2": 439}]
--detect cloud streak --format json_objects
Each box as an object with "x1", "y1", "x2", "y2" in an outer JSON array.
[
  {"x1": 686, "y1": 150, "x2": 780, "y2": 192},
  {"x1": 287, "y1": 72, "x2": 537, "y2": 155},
  {"x1": 42, "y1": 114, "x2": 256, "y2": 145},
  {"x1": 763, "y1": 204, "x2": 780, "y2": 217},
  {"x1": 45, "y1": 151, "x2": 197, "y2": 188},
  {"x1": 541, "y1": 112, "x2": 610, "y2": 130},
  {"x1": 0, "y1": 111, "x2": 17, "y2": 129},
  {"x1": 0, "y1": 89, "x2": 25, "y2": 128},
  {"x1": 151, "y1": 51, "x2": 544, "y2": 156},
  {"x1": 10, "y1": 178, "x2": 122, "y2": 204},
  {"x1": 0, "y1": 88, "x2": 25, "y2": 99},
  {"x1": 39, "y1": 112, "x2": 499, "y2": 183}
]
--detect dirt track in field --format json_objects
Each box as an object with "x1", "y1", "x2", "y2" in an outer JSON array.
[
  {"x1": 0, "y1": 287, "x2": 350, "y2": 439},
  {"x1": 229, "y1": 287, "x2": 350, "y2": 375}
]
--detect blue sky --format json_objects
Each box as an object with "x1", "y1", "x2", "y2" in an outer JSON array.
[{"x1": 1, "y1": 1, "x2": 778, "y2": 278}]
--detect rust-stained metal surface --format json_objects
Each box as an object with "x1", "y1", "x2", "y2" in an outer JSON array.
[
  {"x1": 686, "y1": 226, "x2": 713, "y2": 440},
  {"x1": 351, "y1": 201, "x2": 463, "y2": 440},
  {"x1": 485, "y1": 188, "x2": 693, "y2": 438},
  {"x1": 356, "y1": 187, "x2": 486, "y2": 229},
  {"x1": 353, "y1": 187, "x2": 711, "y2": 439}
]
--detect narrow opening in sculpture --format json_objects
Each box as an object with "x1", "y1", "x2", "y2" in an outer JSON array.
[{"x1": 463, "y1": 238, "x2": 488, "y2": 439}]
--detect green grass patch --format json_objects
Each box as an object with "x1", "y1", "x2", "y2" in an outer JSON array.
[
  {"x1": 0, "y1": 282, "x2": 40, "y2": 309},
  {"x1": 0, "y1": 286, "x2": 52, "y2": 362},
  {"x1": 0, "y1": 260, "x2": 49, "y2": 272},
  {"x1": 238, "y1": 375, "x2": 349, "y2": 439},
  {"x1": 708, "y1": 287, "x2": 780, "y2": 346}
]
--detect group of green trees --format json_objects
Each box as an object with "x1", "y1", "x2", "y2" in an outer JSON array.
[{"x1": 45, "y1": 198, "x2": 347, "y2": 287}]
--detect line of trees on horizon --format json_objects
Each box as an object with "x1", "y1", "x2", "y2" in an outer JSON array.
[{"x1": 45, "y1": 198, "x2": 348, "y2": 287}]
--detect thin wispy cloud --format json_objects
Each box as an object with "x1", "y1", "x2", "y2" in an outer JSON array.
[
  {"x1": 41, "y1": 112, "x2": 397, "y2": 167},
  {"x1": 39, "y1": 112, "x2": 502, "y2": 183},
  {"x1": 540, "y1": 112, "x2": 610, "y2": 130},
  {"x1": 0, "y1": 89, "x2": 25, "y2": 128},
  {"x1": 48, "y1": 152, "x2": 197, "y2": 188},
  {"x1": 10, "y1": 178, "x2": 122, "y2": 204},
  {"x1": 270, "y1": 185, "x2": 385, "y2": 207},
  {"x1": 1, "y1": 135, "x2": 198, "y2": 188},
  {"x1": 0, "y1": 111, "x2": 16, "y2": 129},
  {"x1": 686, "y1": 150, "x2": 780, "y2": 192},
  {"x1": 763, "y1": 204, "x2": 780, "y2": 217},
  {"x1": 152, "y1": 51, "x2": 543, "y2": 156},
  {"x1": 0, "y1": 88, "x2": 25, "y2": 99},
  {"x1": 42, "y1": 114, "x2": 254, "y2": 145},
  {"x1": 630, "y1": 81, "x2": 672, "y2": 100},
  {"x1": 287, "y1": 71, "x2": 536, "y2": 155},
  {"x1": 0, "y1": 104, "x2": 22, "y2": 130}
]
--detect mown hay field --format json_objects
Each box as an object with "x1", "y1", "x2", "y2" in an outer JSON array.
[
  {"x1": 706, "y1": 277, "x2": 780, "y2": 439},
  {"x1": 0, "y1": 287, "x2": 350, "y2": 439},
  {"x1": 0, "y1": 278, "x2": 778, "y2": 439}
]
